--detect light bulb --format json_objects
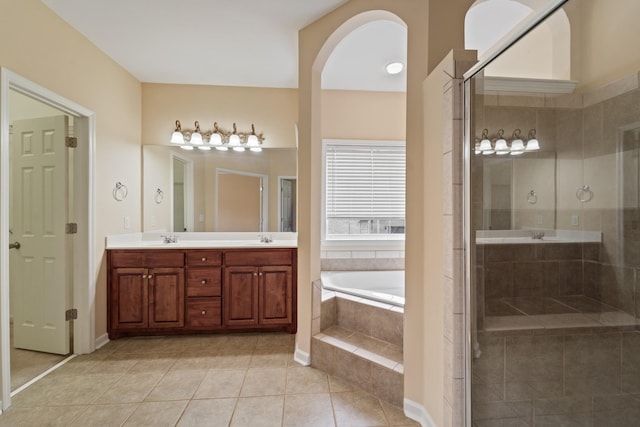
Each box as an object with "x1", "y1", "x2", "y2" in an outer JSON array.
[
  {"x1": 198, "y1": 146, "x2": 211, "y2": 151},
  {"x1": 511, "y1": 138, "x2": 525, "y2": 152},
  {"x1": 209, "y1": 132, "x2": 222, "y2": 146},
  {"x1": 495, "y1": 138, "x2": 508, "y2": 151},
  {"x1": 250, "y1": 147, "x2": 262, "y2": 152},
  {"x1": 180, "y1": 145, "x2": 194, "y2": 150},
  {"x1": 228, "y1": 134, "x2": 240, "y2": 146},
  {"x1": 170, "y1": 120, "x2": 184, "y2": 144},
  {"x1": 190, "y1": 121, "x2": 203, "y2": 145},
  {"x1": 385, "y1": 62, "x2": 404, "y2": 75},
  {"x1": 215, "y1": 146, "x2": 229, "y2": 151},
  {"x1": 525, "y1": 138, "x2": 540, "y2": 151},
  {"x1": 233, "y1": 146, "x2": 245, "y2": 152}
]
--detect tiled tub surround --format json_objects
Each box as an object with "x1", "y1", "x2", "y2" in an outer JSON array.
[
  {"x1": 311, "y1": 279, "x2": 404, "y2": 406},
  {"x1": 476, "y1": 234, "x2": 639, "y2": 332},
  {"x1": 320, "y1": 249, "x2": 405, "y2": 271},
  {"x1": 472, "y1": 329, "x2": 640, "y2": 426}
]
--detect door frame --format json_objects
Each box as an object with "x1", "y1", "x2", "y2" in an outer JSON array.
[
  {"x1": 0, "y1": 68, "x2": 96, "y2": 410},
  {"x1": 278, "y1": 176, "x2": 296, "y2": 232},
  {"x1": 170, "y1": 151, "x2": 194, "y2": 232}
]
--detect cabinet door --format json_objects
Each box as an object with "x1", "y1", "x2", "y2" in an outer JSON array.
[
  {"x1": 148, "y1": 267, "x2": 185, "y2": 328},
  {"x1": 224, "y1": 266, "x2": 259, "y2": 326},
  {"x1": 111, "y1": 267, "x2": 148, "y2": 330},
  {"x1": 259, "y1": 266, "x2": 293, "y2": 325}
]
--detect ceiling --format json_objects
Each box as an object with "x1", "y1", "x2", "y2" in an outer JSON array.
[{"x1": 42, "y1": 0, "x2": 408, "y2": 92}]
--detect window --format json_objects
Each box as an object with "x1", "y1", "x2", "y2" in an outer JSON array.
[{"x1": 323, "y1": 140, "x2": 406, "y2": 241}]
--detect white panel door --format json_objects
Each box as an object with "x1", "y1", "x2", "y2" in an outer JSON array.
[{"x1": 10, "y1": 116, "x2": 70, "y2": 355}]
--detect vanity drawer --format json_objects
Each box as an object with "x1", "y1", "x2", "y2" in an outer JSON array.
[
  {"x1": 186, "y1": 299, "x2": 221, "y2": 328},
  {"x1": 109, "y1": 251, "x2": 184, "y2": 268},
  {"x1": 186, "y1": 251, "x2": 222, "y2": 266},
  {"x1": 224, "y1": 249, "x2": 293, "y2": 266},
  {"x1": 186, "y1": 268, "x2": 222, "y2": 297}
]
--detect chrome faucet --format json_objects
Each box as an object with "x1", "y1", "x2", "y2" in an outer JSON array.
[
  {"x1": 259, "y1": 234, "x2": 273, "y2": 243},
  {"x1": 531, "y1": 231, "x2": 545, "y2": 240},
  {"x1": 161, "y1": 234, "x2": 177, "y2": 244}
]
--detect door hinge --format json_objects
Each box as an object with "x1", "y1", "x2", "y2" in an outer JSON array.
[
  {"x1": 65, "y1": 308, "x2": 78, "y2": 321},
  {"x1": 66, "y1": 223, "x2": 78, "y2": 234},
  {"x1": 65, "y1": 136, "x2": 78, "y2": 148}
]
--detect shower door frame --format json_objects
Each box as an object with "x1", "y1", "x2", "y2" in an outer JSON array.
[{"x1": 461, "y1": 1, "x2": 569, "y2": 425}]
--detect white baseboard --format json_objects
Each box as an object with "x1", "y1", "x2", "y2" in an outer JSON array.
[
  {"x1": 94, "y1": 333, "x2": 110, "y2": 350},
  {"x1": 293, "y1": 345, "x2": 310, "y2": 366},
  {"x1": 404, "y1": 399, "x2": 436, "y2": 427}
]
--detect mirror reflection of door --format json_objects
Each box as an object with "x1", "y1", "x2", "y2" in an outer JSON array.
[
  {"x1": 216, "y1": 172, "x2": 266, "y2": 232},
  {"x1": 9, "y1": 90, "x2": 72, "y2": 391},
  {"x1": 280, "y1": 177, "x2": 296, "y2": 232},
  {"x1": 173, "y1": 157, "x2": 186, "y2": 232},
  {"x1": 171, "y1": 154, "x2": 193, "y2": 232}
]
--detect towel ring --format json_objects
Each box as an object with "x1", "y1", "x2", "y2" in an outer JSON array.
[
  {"x1": 526, "y1": 190, "x2": 538, "y2": 204},
  {"x1": 113, "y1": 182, "x2": 128, "y2": 202},
  {"x1": 576, "y1": 185, "x2": 593, "y2": 203},
  {"x1": 155, "y1": 188, "x2": 164, "y2": 204}
]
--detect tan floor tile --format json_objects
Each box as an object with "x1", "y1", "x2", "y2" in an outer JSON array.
[
  {"x1": 241, "y1": 368, "x2": 287, "y2": 396},
  {"x1": 95, "y1": 372, "x2": 163, "y2": 403},
  {"x1": 123, "y1": 400, "x2": 188, "y2": 427},
  {"x1": 69, "y1": 403, "x2": 138, "y2": 427},
  {"x1": 114, "y1": 337, "x2": 172, "y2": 353},
  {"x1": 283, "y1": 393, "x2": 336, "y2": 427},
  {"x1": 256, "y1": 332, "x2": 296, "y2": 350},
  {"x1": 194, "y1": 369, "x2": 246, "y2": 399},
  {"x1": 332, "y1": 390, "x2": 388, "y2": 427},
  {"x1": 0, "y1": 405, "x2": 86, "y2": 426},
  {"x1": 250, "y1": 347, "x2": 291, "y2": 368},
  {"x1": 286, "y1": 366, "x2": 330, "y2": 394},
  {"x1": 209, "y1": 353, "x2": 252, "y2": 369},
  {"x1": 381, "y1": 401, "x2": 420, "y2": 426},
  {"x1": 171, "y1": 355, "x2": 220, "y2": 371},
  {"x1": 127, "y1": 354, "x2": 178, "y2": 374},
  {"x1": 21, "y1": 374, "x2": 121, "y2": 406},
  {"x1": 329, "y1": 375, "x2": 357, "y2": 393},
  {"x1": 231, "y1": 395, "x2": 284, "y2": 427},
  {"x1": 146, "y1": 370, "x2": 206, "y2": 401},
  {"x1": 177, "y1": 398, "x2": 237, "y2": 427}
]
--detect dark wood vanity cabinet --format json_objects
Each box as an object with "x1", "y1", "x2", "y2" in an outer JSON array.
[
  {"x1": 108, "y1": 251, "x2": 185, "y2": 335},
  {"x1": 107, "y1": 247, "x2": 296, "y2": 338},
  {"x1": 185, "y1": 250, "x2": 223, "y2": 329}
]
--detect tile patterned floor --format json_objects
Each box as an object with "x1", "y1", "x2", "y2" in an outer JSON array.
[{"x1": 0, "y1": 333, "x2": 419, "y2": 426}]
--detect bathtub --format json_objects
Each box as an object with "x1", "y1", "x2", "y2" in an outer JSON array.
[{"x1": 320, "y1": 270, "x2": 405, "y2": 307}]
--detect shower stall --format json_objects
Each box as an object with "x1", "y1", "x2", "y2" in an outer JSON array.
[{"x1": 465, "y1": 1, "x2": 640, "y2": 425}]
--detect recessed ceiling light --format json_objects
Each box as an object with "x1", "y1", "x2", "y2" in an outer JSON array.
[{"x1": 385, "y1": 62, "x2": 404, "y2": 75}]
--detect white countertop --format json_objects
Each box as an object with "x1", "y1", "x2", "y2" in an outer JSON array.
[
  {"x1": 476, "y1": 229, "x2": 601, "y2": 245},
  {"x1": 106, "y1": 232, "x2": 298, "y2": 249}
]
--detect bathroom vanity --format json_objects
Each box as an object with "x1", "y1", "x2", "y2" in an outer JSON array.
[{"x1": 106, "y1": 233, "x2": 297, "y2": 339}]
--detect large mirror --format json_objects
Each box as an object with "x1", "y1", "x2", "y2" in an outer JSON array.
[
  {"x1": 478, "y1": 151, "x2": 556, "y2": 230},
  {"x1": 143, "y1": 145, "x2": 297, "y2": 232}
]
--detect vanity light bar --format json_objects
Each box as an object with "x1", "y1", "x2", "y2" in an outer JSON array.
[
  {"x1": 474, "y1": 128, "x2": 540, "y2": 156},
  {"x1": 170, "y1": 120, "x2": 265, "y2": 152}
]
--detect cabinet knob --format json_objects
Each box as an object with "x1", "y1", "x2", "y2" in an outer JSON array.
[
  {"x1": 201, "y1": 257, "x2": 207, "y2": 262},
  {"x1": 259, "y1": 272, "x2": 263, "y2": 276},
  {"x1": 142, "y1": 274, "x2": 147, "y2": 279},
  {"x1": 201, "y1": 279, "x2": 207, "y2": 285},
  {"x1": 254, "y1": 272, "x2": 258, "y2": 276},
  {"x1": 201, "y1": 310, "x2": 206, "y2": 316},
  {"x1": 147, "y1": 275, "x2": 153, "y2": 279}
]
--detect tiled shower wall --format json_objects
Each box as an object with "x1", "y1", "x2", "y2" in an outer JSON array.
[
  {"x1": 473, "y1": 329, "x2": 640, "y2": 426},
  {"x1": 473, "y1": 72, "x2": 640, "y2": 318}
]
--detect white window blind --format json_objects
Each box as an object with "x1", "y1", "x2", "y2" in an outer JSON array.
[{"x1": 325, "y1": 142, "x2": 406, "y2": 219}]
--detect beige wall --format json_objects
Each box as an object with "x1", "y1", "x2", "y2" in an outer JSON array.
[
  {"x1": 141, "y1": 83, "x2": 298, "y2": 149},
  {"x1": 298, "y1": 1, "x2": 472, "y2": 425},
  {"x1": 566, "y1": 0, "x2": 640, "y2": 92},
  {"x1": 0, "y1": 0, "x2": 142, "y2": 340},
  {"x1": 321, "y1": 90, "x2": 405, "y2": 140}
]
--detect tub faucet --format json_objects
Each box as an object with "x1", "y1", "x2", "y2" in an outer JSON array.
[{"x1": 531, "y1": 231, "x2": 545, "y2": 240}]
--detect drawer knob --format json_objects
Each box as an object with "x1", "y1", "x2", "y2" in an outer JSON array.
[
  {"x1": 148, "y1": 275, "x2": 153, "y2": 279},
  {"x1": 259, "y1": 272, "x2": 263, "y2": 276},
  {"x1": 142, "y1": 274, "x2": 147, "y2": 279},
  {"x1": 201, "y1": 279, "x2": 207, "y2": 285},
  {"x1": 201, "y1": 310, "x2": 206, "y2": 316},
  {"x1": 254, "y1": 272, "x2": 258, "y2": 276},
  {"x1": 201, "y1": 257, "x2": 207, "y2": 261}
]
